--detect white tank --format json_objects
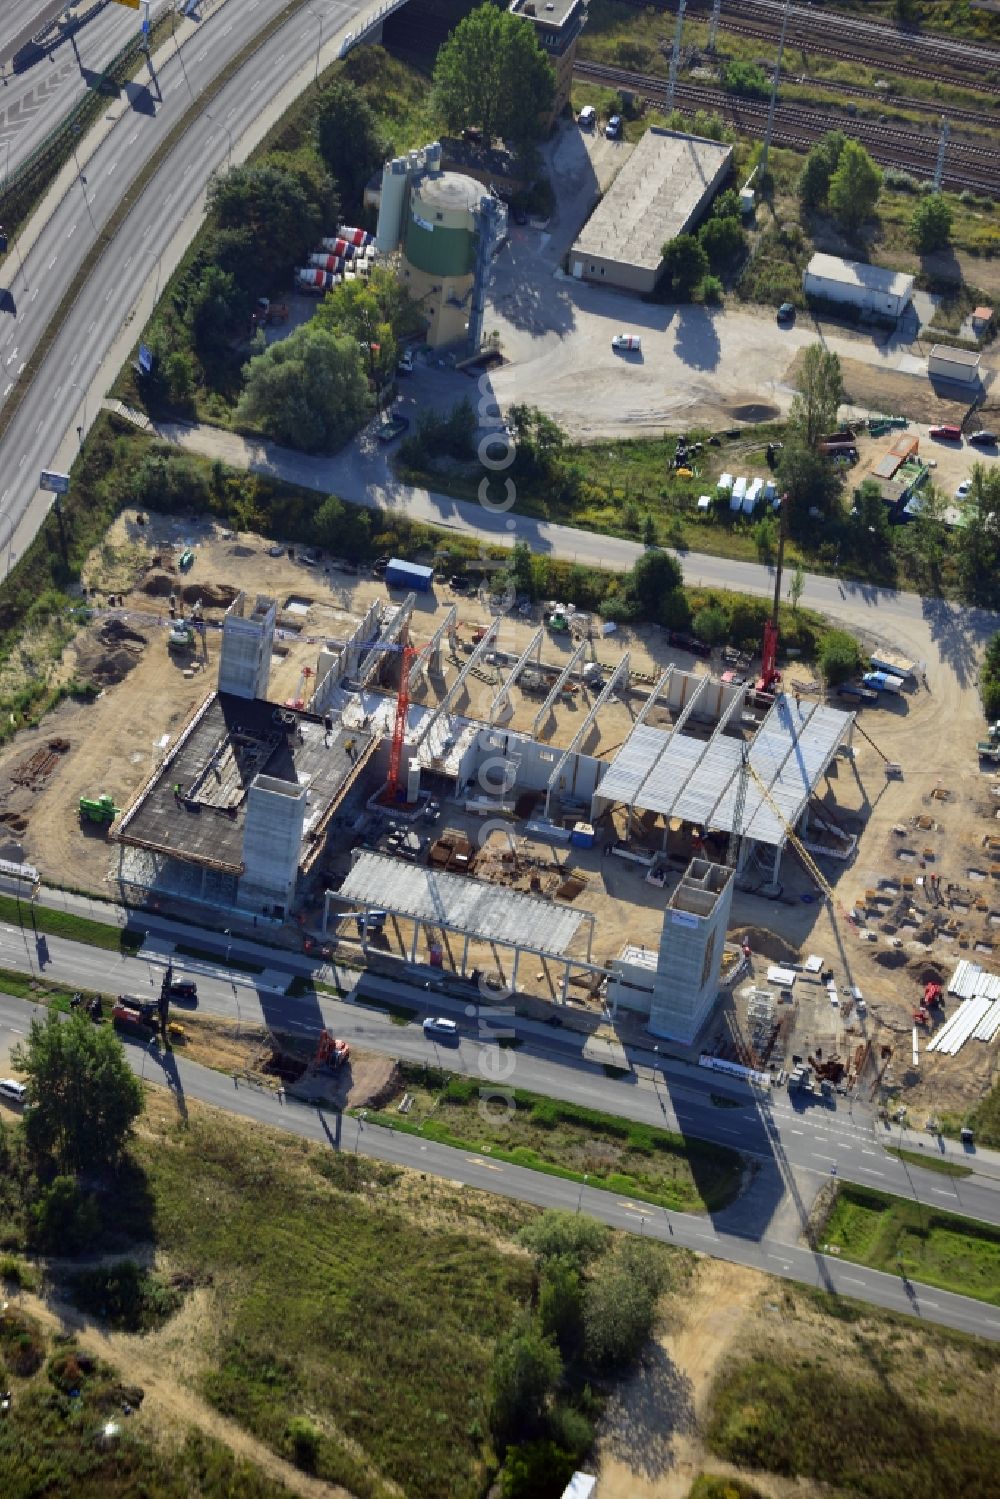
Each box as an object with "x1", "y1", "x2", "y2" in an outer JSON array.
[
  {"x1": 407, "y1": 761, "x2": 421, "y2": 804},
  {"x1": 375, "y1": 158, "x2": 409, "y2": 254},
  {"x1": 425, "y1": 140, "x2": 443, "y2": 174}
]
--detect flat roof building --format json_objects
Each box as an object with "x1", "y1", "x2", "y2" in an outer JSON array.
[
  {"x1": 509, "y1": 0, "x2": 587, "y2": 125},
  {"x1": 569, "y1": 128, "x2": 734, "y2": 295},
  {"x1": 803, "y1": 253, "x2": 914, "y2": 321},
  {"x1": 928, "y1": 343, "x2": 982, "y2": 387}
]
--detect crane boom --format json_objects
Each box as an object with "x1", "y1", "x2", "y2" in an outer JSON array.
[{"x1": 741, "y1": 751, "x2": 836, "y2": 906}]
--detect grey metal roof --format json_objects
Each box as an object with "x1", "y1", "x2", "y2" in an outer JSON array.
[
  {"x1": 594, "y1": 693, "x2": 853, "y2": 848},
  {"x1": 339, "y1": 851, "x2": 588, "y2": 953}
]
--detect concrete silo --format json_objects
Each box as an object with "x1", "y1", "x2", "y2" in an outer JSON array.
[{"x1": 400, "y1": 170, "x2": 483, "y2": 349}]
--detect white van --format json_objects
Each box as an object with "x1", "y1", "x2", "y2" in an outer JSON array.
[
  {"x1": 578, "y1": 106, "x2": 596, "y2": 130},
  {"x1": 0, "y1": 1078, "x2": 27, "y2": 1105}
]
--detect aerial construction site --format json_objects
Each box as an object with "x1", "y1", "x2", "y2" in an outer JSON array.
[{"x1": 0, "y1": 506, "x2": 996, "y2": 1124}]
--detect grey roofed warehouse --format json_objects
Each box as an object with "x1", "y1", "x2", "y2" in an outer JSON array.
[{"x1": 569, "y1": 127, "x2": 733, "y2": 294}]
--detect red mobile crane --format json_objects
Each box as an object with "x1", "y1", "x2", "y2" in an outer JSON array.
[{"x1": 385, "y1": 638, "x2": 416, "y2": 803}]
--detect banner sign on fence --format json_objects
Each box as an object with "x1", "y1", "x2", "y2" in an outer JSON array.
[{"x1": 39, "y1": 470, "x2": 70, "y2": 494}]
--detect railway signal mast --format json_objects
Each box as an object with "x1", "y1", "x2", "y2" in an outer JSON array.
[
  {"x1": 761, "y1": 0, "x2": 791, "y2": 180},
  {"x1": 666, "y1": 0, "x2": 686, "y2": 114},
  {"x1": 707, "y1": 0, "x2": 722, "y2": 53},
  {"x1": 934, "y1": 116, "x2": 950, "y2": 191}
]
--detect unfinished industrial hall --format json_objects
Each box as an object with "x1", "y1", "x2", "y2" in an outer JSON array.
[{"x1": 109, "y1": 582, "x2": 857, "y2": 1044}]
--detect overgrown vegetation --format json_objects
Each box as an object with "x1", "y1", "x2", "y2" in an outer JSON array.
[
  {"x1": 707, "y1": 1350, "x2": 1000, "y2": 1499},
  {"x1": 820, "y1": 1183, "x2": 1000, "y2": 1304},
  {"x1": 943, "y1": 1077, "x2": 1000, "y2": 1149},
  {"x1": 361, "y1": 1067, "x2": 746, "y2": 1213},
  {"x1": 70, "y1": 1259, "x2": 184, "y2": 1333}
]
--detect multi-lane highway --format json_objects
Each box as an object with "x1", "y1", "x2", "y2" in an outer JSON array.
[
  {"x1": 1, "y1": 1, "x2": 174, "y2": 177},
  {"x1": 3, "y1": 902, "x2": 999, "y2": 1238},
  {"x1": 0, "y1": 0, "x2": 378, "y2": 568},
  {"x1": 2, "y1": 986, "x2": 999, "y2": 1341}
]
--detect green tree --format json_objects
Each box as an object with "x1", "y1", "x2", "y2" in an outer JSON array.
[
  {"x1": 164, "y1": 350, "x2": 195, "y2": 406},
  {"x1": 186, "y1": 265, "x2": 249, "y2": 358},
  {"x1": 315, "y1": 78, "x2": 385, "y2": 212},
  {"x1": 827, "y1": 140, "x2": 882, "y2": 230},
  {"x1": 699, "y1": 214, "x2": 745, "y2": 272},
  {"x1": 315, "y1": 269, "x2": 409, "y2": 386},
  {"x1": 237, "y1": 324, "x2": 371, "y2": 451},
  {"x1": 517, "y1": 1210, "x2": 609, "y2": 1269},
  {"x1": 980, "y1": 632, "x2": 1000, "y2": 721},
  {"x1": 852, "y1": 477, "x2": 889, "y2": 541},
  {"x1": 538, "y1": 1258, "x2": 585, "y2": 1358},
  {"x1": 207, "y1": 162, "x2": 324, "y2": 281},
  {"x1": 775, "y1": 436, "x2": 838, "y2": 541},
  {"x1": 660, "y1": 234, "x2": 709, "y2": 300},
  {"x1": 433, "y1": 4, "x2": 554, "y2": 145},
  {"x1": 752, "y1": 514, "x2": 778, "y2": 562},
  {"x1": 693, "y1": 604, "x2": 729, "y2": 645},
  {"x1": 955, "y1": 464, "x2": 1000, "y2": 605},
  {"x1": 790, "y1": 343, "x2": 844, "y2": 449},
  {"x1": 14, "y1": 1011, "x2": 143, "y2": 1175},
  {"x1": 910, "y1": 193, "x2": 954, "y2": 253},
  {"x1": 499, "y1": 1440, "x2": 575, "y2": 1499},
  {"x1": 489, "y1": 1320, "x2": 563, "y2": 1451},
  {"x1": 30, "y1": 1176, "x2": 101, "y2": 1254},
  {"x1": 788, "y1": 560, "x2": 805, "y2": 612},
  {"x1": 700, "y1": 274, "x2": 724, "y2": 305},
  {"x1": 627, "y1": 547, "x2": 685, "y2": 624},
  {"x1": 722, "y1": 61, "x2": 770, "y2": 98},
  {"x1": 642, "y1": 513, "x2": 658, "y2": 547},
  {"x1": 583, "y1": 1242, "x2": 667, "y2": 1371},
  {"x1": 817, "y1": 629, "x2": 861, "y2": 686},
  {"x1": 894, "y1": 484, "x2": 950, "y2": 590},
  {"x1": 510, "y1": 539, "x2": 534, "y2": 595},
  {"x1": 313, "y1": 494, "x2": 347, "y2": 550},
  {"x1": 797, "y1": 130, "x2": 846, "y2": 209}
]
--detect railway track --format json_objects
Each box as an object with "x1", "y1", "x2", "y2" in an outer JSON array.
[
  {"x1": 614, "y1": 0, "x2": 1000, "y2": 97},
  {"x1": 575, "y1": 60, "x2": 1000, "y2": 191}
]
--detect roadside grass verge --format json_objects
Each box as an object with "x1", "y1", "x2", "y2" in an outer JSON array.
[
  {"x1": 821, "y1": 1183, "x2": 1000, "y2": 1305},
  {"x1": 0, "y1": 965, "x2": 110, "y2": 1014},
  {"x1": 942, "y1": 1080, "x2": 1000, "y2": 1149},
  {"x1": 285, "y1": 975, "x2": 348, "y2": 999},
  {"x1": 706, "y1": 1348, "x2": 1000, "y2": 1499},
  {"x1": 174, "y1": 942, "x2": 263, "y2": 976},
  {"x1": 885, "y1": 1146, "x2": 973, "y2": 1178},
  {"x1": 133, "y1": 1107, "x2": 535, "y2": 1498},
  {"x1": 0, "y1": 893, "x2": 143, "y2": 957},
  {"x1": 361, "y1": 1066, "x2": 745, "y2": 1213}
]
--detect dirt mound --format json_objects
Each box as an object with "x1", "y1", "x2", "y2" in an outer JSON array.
[
  {"x1": 731, "y1": 925, "x2": 799, "y2": 963},
  {"x1": 98, "y1": 618, "x2": 147, "y2": 648},
  {"x1": 90, "y1": 649, "x2": 143, "y2": 686},
  {"x1": 874, "y1": 949, "x2": 908, "y2": 969},
  {"x1": 141, "y1": 571, "x2": 176, "y2": 597},
  {"x1": 728, "y1": 402, "x2": 781, "y2": 423},
  {"x1": 180, "y1": 582, "x2": 238, "y2": 609},
  {"x1": 0, "y1": 812, "x2": 29, "y2": 835},
  {"x1": 228, "y1": 545, "x2": 256, "y2": 558},
  {"x1": 913, "y1": 961, "x2": 946, "y2": 985}
]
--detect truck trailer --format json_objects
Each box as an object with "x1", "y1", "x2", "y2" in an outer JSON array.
[
  {"x1": 863, "y1": 671, "x2": 905, "y2": 695},
  {"x1": 869, "y1": 649, "x2": 917, "y2": 680}
]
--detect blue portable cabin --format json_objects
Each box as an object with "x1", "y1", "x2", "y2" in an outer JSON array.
[{"x1": 384, "y1": 558, "x2": 434, "y2": 592}]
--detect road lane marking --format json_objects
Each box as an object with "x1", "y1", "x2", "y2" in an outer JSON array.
[
  {"x1": 67, "y1": 223, "x2": 76, "y2": 239},
  {"x1": 863, "y1": 1169, "x2": 885, "y2": 1177},
  {"x1": 788, "y1": 1127, "x2": 804, "y2": 1134}
]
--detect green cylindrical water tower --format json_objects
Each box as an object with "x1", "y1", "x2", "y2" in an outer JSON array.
[{"x1": 403, "y1": 172, "x2": 480, "y2": 278}]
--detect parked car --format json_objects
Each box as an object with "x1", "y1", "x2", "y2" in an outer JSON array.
[
  {"x1": 397, "y1": 349, "x2": 414, "y2": 374},
  {"x1": 267, "y1": 544, "x2": 285, "y2": 557},
  {"x1": 167, "y1": 979, "x2": 198, "y2": 1003},
  {"x1": 611, "y1": 333, "x2": 642, "y2": 353},
  {"x1": 605, "y1": 115, "x2": 622, "y2": 140},
  {"x1": 578, "y1": 105, "x2": 596, "y2": 129},
  {"x1": 776, "y1": 302, "x2": 795, "y2": 322},
  {"x1": 422, "y1": 1016, "x2": 459, "y2": 1039},
  {"x1": 956, "y1": 480, "x2": 973, "y2": 499},
  {"x1": 929, "y1": 424, "x2": 962, "y2": 442},
  {"x1": 0, "y1": 1078, "x2": 27, "y2": 1105},
  {"x1": 969, "y1": 429, "x2": 997, "y2": 447}
]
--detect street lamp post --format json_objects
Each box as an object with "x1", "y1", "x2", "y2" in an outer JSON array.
[
  {"x1": 576, "y1": 1172, "x2": 589, "y2": 1214},
  {"x1": 206, "y1": 111, "x2": 234, "y2": 167},
  {"x1": 69, "y1": 379, "x2": 87, "y2": 444},
  {"x1": 306, "y1": 6, "x2": 324, "y2": 83},
  {"x1": 355, "y1": 1108, "x2": 368, "y2": 1155}
]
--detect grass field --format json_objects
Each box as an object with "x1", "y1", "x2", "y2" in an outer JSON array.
[
  {"x1": 361, "y1": 1066, "x2": 745, "y2": 1214},
  {"x1": 0, "y1": 893, "x2": 143, "y2": 957},
  {"x1": 885, "y1": 1146, "x2": 973, "y2": 1178},
  {"x1": 821, "y1": 1183, "x2": 1000, "y2": 1305},
  {"x1": 943, "y1": 1079, "x2": 1000, "y2": 1149},
  {"x1": 0, "y1": 1308, "x2": 290, "y2": 1498},
  {"x1": 127, "y1": 1105, "x2": 536, "y2": 1499}
]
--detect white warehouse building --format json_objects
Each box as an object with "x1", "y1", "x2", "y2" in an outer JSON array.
[{"x1": 803, "y1": 252, "x2": 914, "y2": 320}]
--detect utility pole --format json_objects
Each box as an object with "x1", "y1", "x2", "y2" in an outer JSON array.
[
  {"x1": 760, "y1": 0, "x2": 790, "y2": 182},
  {"x1": 933, "y1": 116, "x2": 949, "y2": 192},
  {"x1": 707, "y1": 0, "x2": 722, "y2": 53},
  {"x1": 665, "y1": 0, "x2": 686, "y2": 115}
]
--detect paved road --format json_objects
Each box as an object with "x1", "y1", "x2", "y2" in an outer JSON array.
[
  {"x1": 1, "y1": 1, "x2": 174, "y2": 175},
  {"x1": 3, "y1": 987, "x2": 998, "y2": 1341},
  {"x1": 3, "y1": 904, "x2": 1000, "y2": 1233},
  {"x1": 161, "y1": 417, "x2": 1000, "y2": 674},
  {"x1": 0, "y1": 0, "x2": 378, "y2": 571}
]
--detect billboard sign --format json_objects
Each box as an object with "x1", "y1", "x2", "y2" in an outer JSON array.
[
  {"x1": 39, "y1": 470, "x2": 70, "y2": 494},
  {"x1": 137, "y1": 344, "x2": 154, "y2": 375}
]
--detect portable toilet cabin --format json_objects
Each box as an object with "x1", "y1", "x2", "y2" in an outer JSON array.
[
  {"x1": 731, "y1": 476, "x2": 747, "y2": 512},
  {"x1": 764, "y1": 479, "x2": 777, "y2": 508},
  {"x1": 744, "y1": 478, "x2": 762, "y2": 514}
]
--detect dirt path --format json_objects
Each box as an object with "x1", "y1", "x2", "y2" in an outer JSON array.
[
  {"x1": 594, "y1": 1261, "x2": 777, "y2": 1499},
  {"x1": 16, "y1": 1286, "x2": 355, "y2": 1499}
]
